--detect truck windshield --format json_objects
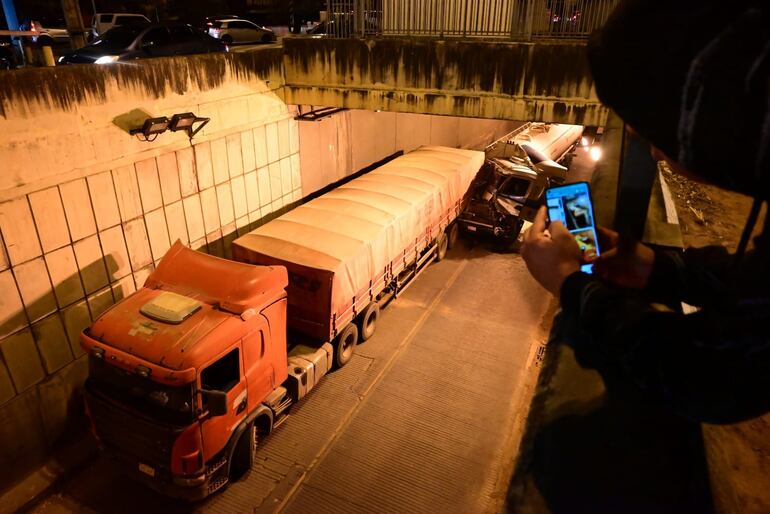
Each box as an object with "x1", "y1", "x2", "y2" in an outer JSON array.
[{"x1": 88, "y1": 357, "x2": 195, "y2": 426}]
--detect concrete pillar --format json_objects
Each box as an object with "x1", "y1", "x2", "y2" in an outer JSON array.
[
  {"x1": 22, "y1": 44, "x2": 34, "y2": 65},
  {"x1": 614, "y1": 129, "x2": 658, "y2": 241},
  {"x1": 41, "y1": 45, "x2": 55, "y2": 66},
  {"x1": 60, "y1": 0, "x2": 87, "y2": 49}
]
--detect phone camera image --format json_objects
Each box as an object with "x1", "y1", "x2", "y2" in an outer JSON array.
[{"x1": 545, "y1": 183, "x2": 600, "y2": 274}]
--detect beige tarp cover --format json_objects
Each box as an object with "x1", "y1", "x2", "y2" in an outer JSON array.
[{"x1": 233, "y1": 146, "x2": 484, "y2": 335}]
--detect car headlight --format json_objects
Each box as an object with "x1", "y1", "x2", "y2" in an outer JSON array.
[{"x1": 94, "y1": 55, "x2": 119, "y2": 64}]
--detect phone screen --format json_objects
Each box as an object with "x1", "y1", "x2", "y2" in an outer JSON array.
[{"x1": 545, "y1": 182, "x2": 600, "y2": 274}]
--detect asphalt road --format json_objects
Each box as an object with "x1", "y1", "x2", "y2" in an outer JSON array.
[{"x1": 28, "y1": 236, "x2": 553, "y2": 514}]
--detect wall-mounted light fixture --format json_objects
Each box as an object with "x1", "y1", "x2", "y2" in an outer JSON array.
[
  {"x1": 169, "y1": 112, "x2": 210, "y2": 139},
  {"x1": 129, "y1": 112, "x2": 210, "y2": 142},
  {"x1": 129, "y1": 116, "x2": 170, "y2": 142}
]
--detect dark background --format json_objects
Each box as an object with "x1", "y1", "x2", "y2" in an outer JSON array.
[{"x1": 4, "y1": 0, "x2": 325, "y2": 30}]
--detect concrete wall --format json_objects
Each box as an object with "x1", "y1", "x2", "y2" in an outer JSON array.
[
  {"x1": 298, "y1": 109, "x2": 521, "y2": 195},
  {"x1": 282, "y1": 38, "x2": 607, "y2": 126},
  {"x1": 0, "y1": 49, "x2": 306, "y2": 496}
]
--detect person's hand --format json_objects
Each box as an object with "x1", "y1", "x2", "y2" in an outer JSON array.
[
  {"x1": 591, "y1": 226, "x2": 655, "y2": 289},
  {"x1": 521, "y1": 206, "x2": 583, "y2": 296}
]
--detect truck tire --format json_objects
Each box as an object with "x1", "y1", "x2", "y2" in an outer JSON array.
[
  {"x1": 446, "y1": 223, "x2": 460, "y2": 250},
  {"x1": 436, "y1": 231, "x2": 449, "y2": 262},
  {"x1": 357, "y1": 302, "x2": 379, "y2": 342},
  {"x1": 333, "y1": 323, "x2": 358, "y2": 368},
  {"x1": 229, "y1": 423, "x2": 254, "y2": 481}
]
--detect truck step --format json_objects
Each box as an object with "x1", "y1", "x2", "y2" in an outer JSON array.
[
  {"x1": 273, "y1": 412, "x2": 290, "y2": 429},
  {"x1": 263, "y1": 386, "x2": 288, "y2": 410},
  {"x1": 206, "y1": 456, "x2": 227, "y2": 477},
  {"x1": 273, "y1": 396, "x2": 292, "y2": 417},
  {"x1": 208, "y1": 475, "x2": 229, "y2": 494}
]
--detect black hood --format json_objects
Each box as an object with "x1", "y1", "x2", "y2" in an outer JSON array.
[{"x1": 589, "y1": 1, "x2": 769, "y2": 200}]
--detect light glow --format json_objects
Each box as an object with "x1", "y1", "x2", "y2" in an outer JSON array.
[
  {"x1": 95, "y1": 55, "x2": 119, "y2": 64},
  {"x1": 581, "y1": 137, "x2": 589, "y2": 147},
  {"x1": 590, "y1": 147, "x2": 603, "y2": 161}
]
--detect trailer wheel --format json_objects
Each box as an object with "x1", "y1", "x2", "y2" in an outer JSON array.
[
  {"x1": 229, "y1": 423, "x2": 254, "y2": 481},
  {"x1": 446, "y1": 223, "x2": 460, "y2": 250},
  {"x1": 357, "y1": 303, "x2": 379, "y2": 342},
  {"x1": 436, "y1": 231, "x2": 449, "y2": 262},
  {"x1": 334, "y1": 323, "x2": 358, "y2": 368}
]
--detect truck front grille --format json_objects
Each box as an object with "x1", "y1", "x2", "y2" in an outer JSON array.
[{"x1": 86, "y1": 385, "x2": 179, "y2": 469}]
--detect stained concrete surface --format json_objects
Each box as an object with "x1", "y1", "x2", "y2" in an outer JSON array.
[{"x1": 27, "y1": 235, "x2": 552, "y2": 513}]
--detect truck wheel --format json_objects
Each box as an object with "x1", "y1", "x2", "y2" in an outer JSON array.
[
  {"x1": 229, "y1": 423, "x2": 254, "y2": 481},
  {"x1": 446, "y1": 223, "x2": 460, "y2": 250},
  {"x1": 357, "y1": 303, "x2": 379, "y2": 342},
  {"x1": 333, "y1": 323, "x2": 358, "y2": 368},
  {"x1": 436, "y1": 231, "x2": 448, "y2": 262}
]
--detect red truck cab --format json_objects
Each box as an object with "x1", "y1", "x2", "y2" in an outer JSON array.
[{"x1": 80, "y1": 243, "x2": 292, "y2": 499}]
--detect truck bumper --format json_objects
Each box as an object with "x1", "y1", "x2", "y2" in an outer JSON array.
[
  {"x1": 104, "y1": 450, "x2": 214, "y2": 502},
  {"x1": 457, "y1": 218, "x2": 496, "y2": 236}
]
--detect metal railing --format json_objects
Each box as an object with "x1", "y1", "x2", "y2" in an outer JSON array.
[{"x1": 327, "y1": 0, "x2": 620, "y2": 40}]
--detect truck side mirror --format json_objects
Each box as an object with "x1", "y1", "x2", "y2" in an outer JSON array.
[{"x1": 202, "y1": 389, "x2": 228, "y2": 417}]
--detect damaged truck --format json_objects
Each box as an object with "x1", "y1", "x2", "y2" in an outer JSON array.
[
  {"x1": 79, "y1": 145, "x2": 484, "y2": 500},
  {"x1": 457, "y1": 123, "x2": 584, "y2": 242}
]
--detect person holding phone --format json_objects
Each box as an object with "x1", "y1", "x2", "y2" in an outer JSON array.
[{"x1": 521, "y1": 0, "x2": 769, "y2": 424}]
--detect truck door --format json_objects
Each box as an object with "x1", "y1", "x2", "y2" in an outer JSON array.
[
  {"x1": 199, "y1": 345, "x2": 248, "y2": 464},
  {"x1": 242, "y1": 325, "x2": 274, "y2": 413}
]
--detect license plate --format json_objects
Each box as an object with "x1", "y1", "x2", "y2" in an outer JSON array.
[
  {"x1": 138, "y1": 463, "x2": 155, "y2": 477},
  {"x1": 467, "y1": 225, "x2": 477, "y2": 232}
]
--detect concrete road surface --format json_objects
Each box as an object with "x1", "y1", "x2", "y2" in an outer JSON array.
[{"x1": 29, "y1": 233, "x2": 553, "y2": 514}]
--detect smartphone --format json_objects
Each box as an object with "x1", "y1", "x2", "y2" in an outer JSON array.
[{"x1": 545, "y1": 182, "x2": 600, "y2": 274}]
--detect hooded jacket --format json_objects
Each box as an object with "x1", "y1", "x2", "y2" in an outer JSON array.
[{"x1": 560, "y1": 1, "x2": 770, "y2": 423}]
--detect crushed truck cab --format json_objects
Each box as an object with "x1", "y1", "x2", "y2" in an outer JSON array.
[{"x1": 80, "y1": 242, "x2": 331, "y2": 500}]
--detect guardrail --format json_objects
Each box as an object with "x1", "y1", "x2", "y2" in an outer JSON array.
[{"x1": 327, "y1": 0, "x2": 620, "y2": 39}]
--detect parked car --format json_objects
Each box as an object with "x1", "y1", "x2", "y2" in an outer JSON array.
[
  {"x1": 19, "y1": 19, "x2": 70, "y2": 45},
  {"x1": 58, "y1": 24, "x2": 227, "y2": 64},
  {"x1": 203, "y1": 14, "x2": 241, "y2": 27},
  {"x1": 207, "y1": 18, "x2": 276, "y2": 44},
  {"x1": 92, "y1": 13, "x2": 152, "y2": 37},
  {"x1": 0, "y1": 35, "x2": 16, "y2": 70},
  {"x1": 306, "y1": 20, "x2": 330, "y2": 36}
]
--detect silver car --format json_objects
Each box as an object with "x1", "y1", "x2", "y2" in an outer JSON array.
[{"x1": 207, "y1": 18, "x2": 276, "y2": 45}]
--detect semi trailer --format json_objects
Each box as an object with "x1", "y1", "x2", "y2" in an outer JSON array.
[{"x1": 79, "y1": 146, "x2": 484, "y2": 500}]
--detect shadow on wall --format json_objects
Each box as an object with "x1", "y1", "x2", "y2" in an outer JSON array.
[{"x1": 0, "y1": 255, "x2": 127, "y2": 495}]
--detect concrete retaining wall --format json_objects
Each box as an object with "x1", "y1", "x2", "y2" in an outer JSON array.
[{"x1": 282, "y1": 38, "x2": 606, "y2": 125}]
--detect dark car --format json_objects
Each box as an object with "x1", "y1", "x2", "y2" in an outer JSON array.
[
  {"x1": 0, "y1": 36, "x2": 16, "y2": 70},
  {"x1": 458, "y1": 144, "x2": 567, "y2": 242},
  {"x1": 58, "y1": 23, "x2": 227, "y2": 64}
]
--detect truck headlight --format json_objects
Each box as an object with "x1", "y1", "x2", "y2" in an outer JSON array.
[{"x1": 95, "y1": 55, "x2": 119, "y2": 64}]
